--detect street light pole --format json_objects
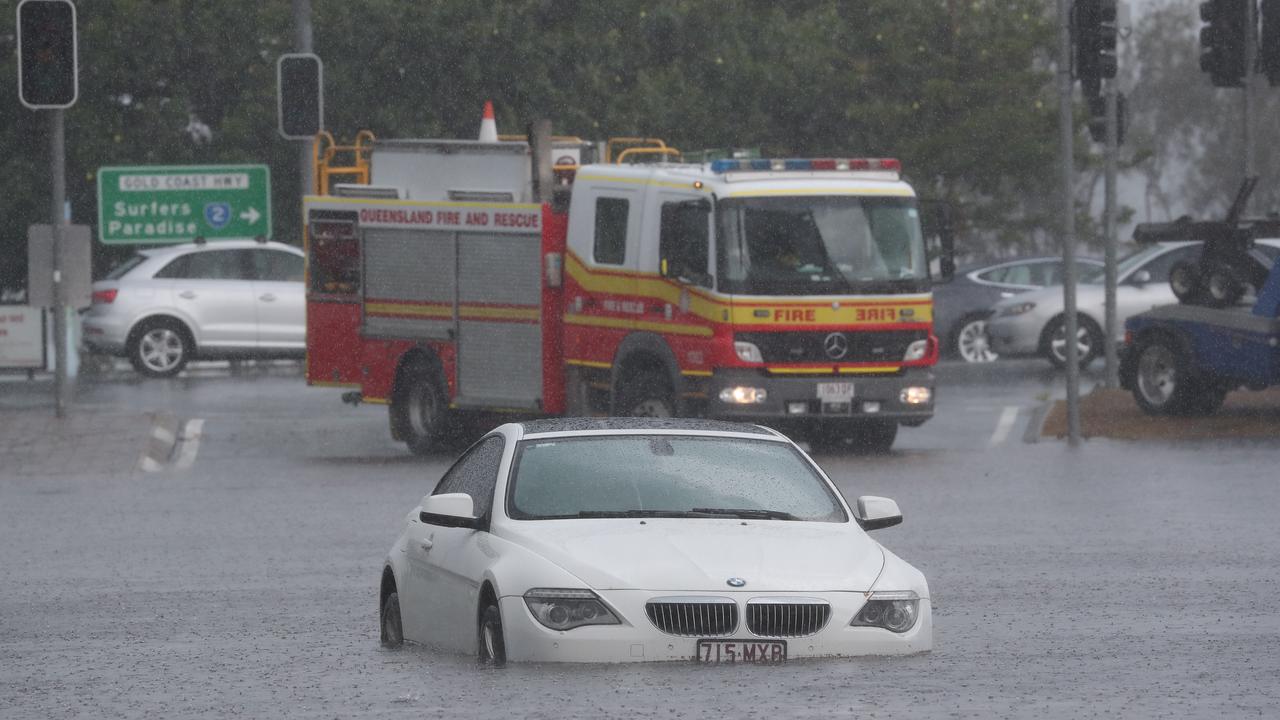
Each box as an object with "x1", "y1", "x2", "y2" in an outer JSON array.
[
  {"x1": 1103, "y1": 80, "x2": 1119, "y2": 389},
  {"x1": 50, "y1": 108, "x2": 67, "y2": 418}
]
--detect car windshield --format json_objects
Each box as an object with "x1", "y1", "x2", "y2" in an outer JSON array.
[
  {"x1": 1079, "y1": 247, "x2": 1155, "y2": 284},
  {"x1": 716, "y1": 196, "x2": 928, "y2": 295},
  {"x1": 507, "y1": 435, "x2": 848, "y2": 522}
]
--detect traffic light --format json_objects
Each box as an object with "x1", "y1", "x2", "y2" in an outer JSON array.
[
  {"x1": 277, "y1": 53, "x2": 324, "y2": 140},
  {"x1": 1087, "y1": 92, "x2": 1127, "y2": 145},
  {"x1": 1073, "y1": 0, "x2": 1119, "y2": 94},
  {"x1": 1262, "y1": 0, "x2": 1280, "y2": 85},
  {"x1": 16, "y1": 0, "x2": 78, "y2": 110},
  {"x1": 1200, "y1": 0, "x2": 1249, "y2": 88}
]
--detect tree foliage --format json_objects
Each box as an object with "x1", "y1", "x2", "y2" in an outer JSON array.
[{"x1": 2, "y1": 0, "x2": 1060, "y2": 292}]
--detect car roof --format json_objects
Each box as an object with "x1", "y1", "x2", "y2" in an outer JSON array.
[
  {"x1": 139, "y1": 240, "x2": 301, "y2": 258},
  {"x1": 516, "y1": 417, "x2": 783, "y2": 440}
]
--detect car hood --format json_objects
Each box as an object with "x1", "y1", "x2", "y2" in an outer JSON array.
[{"x1": 497, "y1": 519, "x2": 885, "y2": 592}]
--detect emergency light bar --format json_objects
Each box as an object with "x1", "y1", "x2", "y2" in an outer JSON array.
[{"x1": 709, "y1": 157, "x2": 901, "y2": 174}]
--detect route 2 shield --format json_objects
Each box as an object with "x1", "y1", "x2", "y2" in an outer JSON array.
[{"x1": 204, "y1": 202, "x2": 231, "y2": 230}]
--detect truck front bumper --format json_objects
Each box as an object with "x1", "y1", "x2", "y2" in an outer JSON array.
[{"x1": 704, "y1": 367, "x2": 935, "y2": 426}]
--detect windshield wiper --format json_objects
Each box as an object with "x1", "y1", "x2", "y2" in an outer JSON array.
[
  {"x1": 689, "y1": 508, "x2": 799, "y2": 520},
  {"x1": 575, "y1": 510, "x2": 699, "y2": 518}
]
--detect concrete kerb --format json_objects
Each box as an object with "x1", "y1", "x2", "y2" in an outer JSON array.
[{"x1": 138, "y1": 412, "x2": 181, "y2": 472}]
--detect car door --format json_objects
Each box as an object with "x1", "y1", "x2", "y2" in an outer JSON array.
[
  {"x1": 1118, "y1": 245, "x2": 1199, "y2": 324},
  {"x1": 402, "y1": 435, "x2": 505, "y2": 651},
  {"x1": 248, "y1": 248, "x2": 305, "y2": 349},
  {"x1": 156, "y1": 248, "x2": 259, "y2": 349}
]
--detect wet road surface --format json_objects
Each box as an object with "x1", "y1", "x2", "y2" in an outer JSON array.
[{"x1": 3, "y1": 361, "x2": 1278, "y2": 718}]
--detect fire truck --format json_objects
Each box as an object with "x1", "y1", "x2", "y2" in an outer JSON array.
[{"x1": 303, "y1": 111, "x2": 950, "y2": 454}]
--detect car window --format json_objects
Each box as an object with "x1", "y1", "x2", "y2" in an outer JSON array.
[
  {"x1": 1134, "y1": 245, "x2": 1199, "y2": 284},
  {"x1": 252, "y1": 250, "x2": 304, "y2": 282},
  {"x1": 432, "y1": 436, "x2": 504, "y2": 518},
  {"x1": 1027, "y1": 261, "x2": 1061, "y2": 286},
  {"x1": 977, "y1": 263, "x2": 1034, "y2": 287},
  {"x1": 104, "y1": 254, "x2": 147, "y2": 280},
  {"x1": 1256, "y1": 243, "x2": 1280, "y2": 261},
  {"x1": 155, "y1": 250, "x2": 255, "y2": 280},
  {"x1": 507, "y1": 435, "x2": 847, "y2": 522}
]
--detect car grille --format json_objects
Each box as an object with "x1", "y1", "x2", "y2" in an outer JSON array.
[
  {"x1": 745, "y1": 599, "x2": 831, "y2": 638},
  {"x1": 645, "y1": 598, "x2": 738, "y2": 637},
  {"x1": 736, "y1": 330, "x2": 927, "y2": 364}
]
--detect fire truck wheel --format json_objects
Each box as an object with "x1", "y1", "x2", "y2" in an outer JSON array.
[
  {"x1": 616, "y1": 370, "x2": 674, "y2": 418},
  {"x1": 399, "y1": 370, "x2": 448, "y2": 455}
]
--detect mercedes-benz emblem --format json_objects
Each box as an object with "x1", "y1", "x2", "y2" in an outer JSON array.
[
  {"x1": 726, "y1": 577, "x2": 747, "y2": 588},
  {"x1": 823, "y1": 332, "x2": 849, "y2": 360}
]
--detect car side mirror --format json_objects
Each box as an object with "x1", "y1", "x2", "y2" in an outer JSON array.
[
  {"x1": 420, "y1": 492, "x2": 478, "y2": 529},
  {"x1": 855, "y1": 495, "x2": 903, "y2": 531},
  {"x1": 1130, "y1": 269, "x2": 1151, "y2": 287}
]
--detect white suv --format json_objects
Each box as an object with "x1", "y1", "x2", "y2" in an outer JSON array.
[{"x1": 82, "y1": 240, "x2": 305, "y2": 377}]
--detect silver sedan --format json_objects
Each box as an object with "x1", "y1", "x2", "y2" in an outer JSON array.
[
  {"x1": 986, "y1": 240, "x2": 1280, "y2": 368},
  {"x1": 82, "y1": 240, "x2": 305, "y2": 377}
]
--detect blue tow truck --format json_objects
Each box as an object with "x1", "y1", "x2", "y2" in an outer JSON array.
[{"x1": 1121, "y1": 180, "x2": 1280, "y2": 415}]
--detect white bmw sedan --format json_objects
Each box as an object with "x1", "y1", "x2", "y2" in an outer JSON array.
[{"x1": 379, "y1": 418, "x2": 931, "y2": 664}]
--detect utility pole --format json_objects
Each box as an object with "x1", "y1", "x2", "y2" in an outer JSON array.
[
  {"x1": 293, "y1": 0, "x2": 313, "y2": 197},
  {"x1": 1244, "y1": 0, "x2": 1257, "y2": 196},
  {"x1": 1059, "y1": 0, "x2": 1081, "y2": 446}
]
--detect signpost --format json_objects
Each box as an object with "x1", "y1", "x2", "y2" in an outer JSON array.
[{"x1": 96, "y1": 165, "x2": 272, "y2": 245}]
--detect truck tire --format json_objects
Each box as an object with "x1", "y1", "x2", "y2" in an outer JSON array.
[
  {"x1": 615, "y1": 370, "x2": 674, "y2": 417},
  {"x1": 1169, "y1": 260, "x2": 1202, "y2": 305},
  {"x1": 1044, "y1": 315, "x2": 1101, "y2": 370},
  {"x1": 1131, "y1": 335, "x2": 1220, "y2": 416},
  {"x1": 394, "y1": 365, "x2": 449, "y2": 456},
  {"x1": 1205, "y1": 265, "x2": 1243, "y2": 308},
  {"x1": 809, "y1": 420, "x2": 897, "y2": 454}
]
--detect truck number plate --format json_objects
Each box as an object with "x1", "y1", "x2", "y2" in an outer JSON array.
[{"x1": 816, "y1": 382, "x2": 854, "y2": 401}]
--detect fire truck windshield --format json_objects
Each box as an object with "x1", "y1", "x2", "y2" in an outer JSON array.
[{"x1": 715, "y1": 196, "x2": 928, "y2": 295}]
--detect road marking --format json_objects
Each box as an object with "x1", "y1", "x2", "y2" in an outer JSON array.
[
  {"x1": 989, "y1": 406, "x2": 1018, "y2": 447},
  {"x1": 175, "y1": 419, "x2": 205, "y2": 470}
]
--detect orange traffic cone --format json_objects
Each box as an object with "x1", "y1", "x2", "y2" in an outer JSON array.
[{"x1": 478, "y1": 100, "x2": 498, "y2": 142}]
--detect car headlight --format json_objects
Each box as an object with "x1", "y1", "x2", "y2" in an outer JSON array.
[
  {"x1": 523, "y1": 588, "x2": 621, "y2": 631},
  {"x1": 997, "y1": 302, "x2": 1036, "y2": 318},
  {"x1": 851, "y1": 591, "x2": 920, "y2": 633},
  {"x1": 734, "y1": 341, "x2": 763, "y2": 363}
]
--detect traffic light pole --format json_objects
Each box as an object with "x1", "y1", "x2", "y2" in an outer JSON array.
[
  {"x1": 50, "y1": 108, "x2": 67, "y2": 418},
  {"x1": 1244, "y1": 0, "x2": 1257, "y2": 192},
  {"x1": 293, "y1": 0, "x2": 314, "y2": 198},
  {"x1": 1103, "y1": 80, "x2": 1119, "y2": 389},
  {"x1": 1058, "y1": 0, "x2": 1082, "y2": 447}
]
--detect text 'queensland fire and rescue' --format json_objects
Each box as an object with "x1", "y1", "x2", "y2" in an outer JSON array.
[{"x1": 357, "y1": 207, "x2": 540, "y2": 230}]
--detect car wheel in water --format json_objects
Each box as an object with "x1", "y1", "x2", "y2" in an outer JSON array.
[
  {"x1": 1169, "y1": 260, "x2": 1202, "y2": 304},
  {"x1": 381, "y1": 591, "x2": 404, "y2": 648},
  {"x1": 953, "y1": 314, "x2": 998, "y2": 363},
  {"x1": 616, "y1": 370, "x2": 674, "y2": 417},
  {"x1": 478, "y1": 601, "x2": 506, "y2": 666},
  {"x1": 396, "y1": 365, "x2": 449, "y2": 456},
  {"x1": 1044, "y1": 315, "x2": 1100, "y2": 370},
  {"x1": 128, "y1": 318, "x2": 191, "y2": 378}
]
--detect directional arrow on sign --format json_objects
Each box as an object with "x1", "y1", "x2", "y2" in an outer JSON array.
[{"x1": 239, "y1": 207, "x2": 261, "y2": 225}]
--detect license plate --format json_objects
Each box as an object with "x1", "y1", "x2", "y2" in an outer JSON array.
[
  {"x1": 696, "y1": 639, "x2": 787, "y2": 663},
  {"x1": 816, "y1": 382, "x2": 854, "y2": 401}
]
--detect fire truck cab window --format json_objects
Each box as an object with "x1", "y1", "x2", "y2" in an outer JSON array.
[
  {"x1": 593, "y1": 197, "x2": 629, "y2": 265},
  {"x1": 659, "y1": 199, "x2": 712, "y2": 287}
]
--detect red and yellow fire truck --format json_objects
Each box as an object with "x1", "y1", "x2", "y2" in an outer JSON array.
[{"x1": 304, "y1": 114, "x2": 948, "y2": 454}]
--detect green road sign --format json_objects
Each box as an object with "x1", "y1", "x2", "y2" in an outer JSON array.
[{"x1": 96, "y1": 164, "x2": 271, "y2": 245}]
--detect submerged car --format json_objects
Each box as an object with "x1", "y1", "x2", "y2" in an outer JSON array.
[
  {"x1": 82, "y1": 240, "x2": 305, "y2": 377},
  {"x1": 378, "y1": 418, "x2": 931, "y2": 663}
]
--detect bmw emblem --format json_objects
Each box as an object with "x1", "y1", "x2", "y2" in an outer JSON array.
[{"x1": 726, "y1": 577, "x2": 747, "y2": 588}]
